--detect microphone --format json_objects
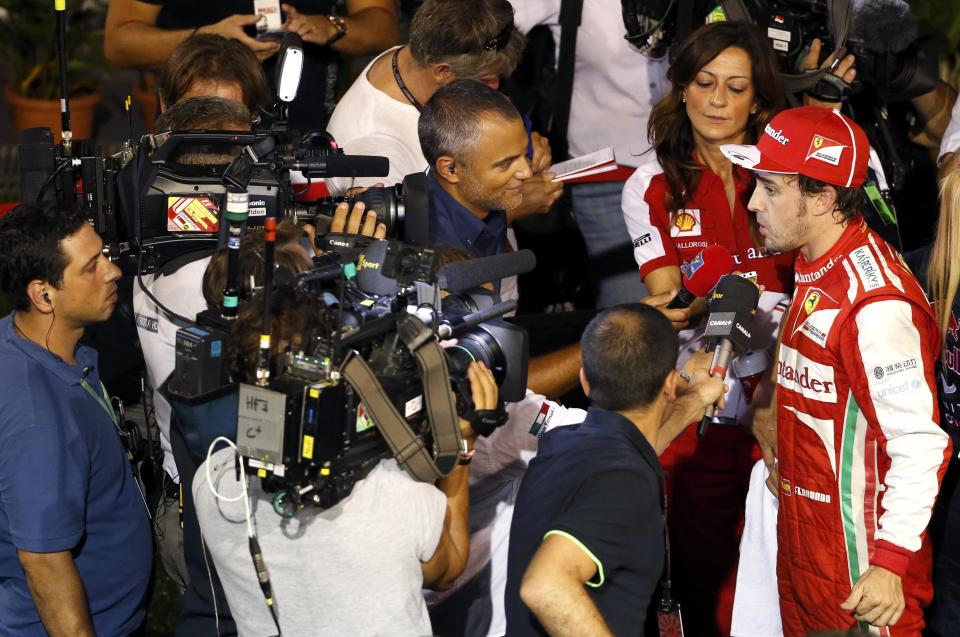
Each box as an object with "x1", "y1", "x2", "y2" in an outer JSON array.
[
  {"x1": 851, "y1": 0, "x2": 917, "y2": 53},
  {"x1": 666, "y1": 245, "x2": 734, "y2": 309},
  {"x1": 438, "y1": 250, "x2": 537, "y2": 294},
  {"x1": 291, "y1": 154, "x2": 390, "y2": 179},
  {"x1": 276, "y1": 32, "x2": 304, "y2": 102},
  {"x1": 732, "y1": 349, "x2": 769, "y2": 405},
  {"x1": 698, "y1": 274, "x2": 760, "y2": 437}
]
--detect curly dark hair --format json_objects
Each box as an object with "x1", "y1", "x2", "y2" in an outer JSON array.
[
  {"x1": 227, "y1": 285, "x2": 335, "y2": 383},
  {"x1": 648, "y1": 21, "x2": 785, "y2": 214},
  {"x1": 0, "y1": 203, "x2": 89, "y2": 311}
]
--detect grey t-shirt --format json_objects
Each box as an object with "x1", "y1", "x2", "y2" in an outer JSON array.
[{"x1": 194, "y1": 451, "x2": 447, "y2": 637}]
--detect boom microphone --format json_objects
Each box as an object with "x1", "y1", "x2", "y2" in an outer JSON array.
[
  {"x1": 666, "y1": 244, "x2": 734, "y2": 309},
  {"x1": 291, "y1": 154, "x2": 390, "y2": 178},
  {"x1": 698, "y1": 274, "x2": 760, "y2": 438},
  {"x1": 438, "y1": 250, "x2": 537, "y2": 294},
  {"x1": 850, "y1": 0, "x2": 917, "y2": 53}
]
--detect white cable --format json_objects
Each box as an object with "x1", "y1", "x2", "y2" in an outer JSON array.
[{"x1": 206, "y1": 436, "x2": 256, "y2": 540}]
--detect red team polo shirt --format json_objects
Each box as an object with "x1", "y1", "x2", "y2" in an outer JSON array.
[{"x1": 622, "y1": 157, "x2": 794, "y2": 419}]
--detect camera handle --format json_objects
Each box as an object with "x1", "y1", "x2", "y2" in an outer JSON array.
[{"x1": 340, "y1": 315, "x2": 462, "y2": 481}]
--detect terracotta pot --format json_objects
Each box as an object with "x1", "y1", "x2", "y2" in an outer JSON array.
[{"x1": 4, "y1": 86, "x2": 102, "y2": 143}]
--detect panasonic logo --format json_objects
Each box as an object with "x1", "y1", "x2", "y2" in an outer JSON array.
[{"x1": 765, "y1": 124, "x2": 790, "y2": 145}]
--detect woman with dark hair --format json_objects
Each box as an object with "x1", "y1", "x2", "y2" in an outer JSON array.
[{"x1": 619, "y1": 21, "x2": 820, "y2": 637}]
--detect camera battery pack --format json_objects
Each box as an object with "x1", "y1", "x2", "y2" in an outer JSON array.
[{"x1": 171, "y1": 325, "x2": 228, "y2": 398}]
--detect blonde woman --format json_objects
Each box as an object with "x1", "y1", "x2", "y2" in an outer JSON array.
[{"x1": 906, "y1": 167, "x2": 960, "y2": 637}]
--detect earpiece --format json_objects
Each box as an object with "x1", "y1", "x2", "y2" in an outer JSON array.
[
  {"x1": 43, "y1": 292, "x2": 51, "y2": 304},
  {"x1": 449, "y1": 163, "x2": 456, "y2": 173}
]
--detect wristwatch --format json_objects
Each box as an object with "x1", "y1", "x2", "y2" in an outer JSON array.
[
  {"x1": 458, "y1": 439, "x2": 475, "y2": 466},
  {"x1": 326, "y1": 15, "x2": 347, "y2": 45}
]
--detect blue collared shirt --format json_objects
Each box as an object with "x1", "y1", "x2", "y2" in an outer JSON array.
[
  {"x1": 0, "y1": 314, "x2": 151, "y2": 636},
  {"x1": 427, "y1": 171, "x2": 508, "y2": 257}
]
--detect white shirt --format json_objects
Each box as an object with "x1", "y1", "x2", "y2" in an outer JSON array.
[
  {"x1": 196, "y1": 454, "x2": 445, "y2": 637},
  {"x1": 424, "y1": 391, "x2": 586, "y2": 636},
  {"x1": 512, "y1": 0, "x2": 671, "y2": 167},
  {"x1": 939, "y1": 92, "x2": 960, "y2": 161},
  {"x1": 326, "y1": 46, "x2": 427, "y2": 196},
  {"x1": 133, "y1": 257, "x2": 211, "y2": 481}
]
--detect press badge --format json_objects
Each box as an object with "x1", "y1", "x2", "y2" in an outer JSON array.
[{"x1": 657, "y1": 601, "x2": 684, "y2": 637}]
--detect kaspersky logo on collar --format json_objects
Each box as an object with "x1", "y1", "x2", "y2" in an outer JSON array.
[{"x1": 764, "y1": 124, "x2": 790, "y2": 145}]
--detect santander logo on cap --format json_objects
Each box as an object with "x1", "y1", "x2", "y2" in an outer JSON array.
[
  {"x1": 764, "y1": 124, "x2": 790, "y2": 146},
  {"x1": 721, "y1": 107, "x2": 869, "y2": 188}
]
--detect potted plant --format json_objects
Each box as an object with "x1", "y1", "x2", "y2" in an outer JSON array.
[{"x1": 0, "y1": 0, "x2": 107, "y2": 142}]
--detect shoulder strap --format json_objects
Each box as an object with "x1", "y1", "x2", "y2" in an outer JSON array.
[{"x1": 549, "y1": 0, "x2": 584, "y2": 161}]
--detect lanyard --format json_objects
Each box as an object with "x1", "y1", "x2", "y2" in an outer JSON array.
[{"x1": 80, "y1": 378, "x2": 119, "y2": 430}]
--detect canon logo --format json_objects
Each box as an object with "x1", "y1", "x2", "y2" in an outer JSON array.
[{"x1": 765, "y1": 124, "x2": 790, "y2": 145}]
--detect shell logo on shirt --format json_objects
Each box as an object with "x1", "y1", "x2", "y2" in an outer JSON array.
[{"x1": 671, "y1": 209, "x2": 701, "y2": 237}]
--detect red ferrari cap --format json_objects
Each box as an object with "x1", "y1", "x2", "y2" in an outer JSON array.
[{"x1": 721, "y1": 106, "x2": 869, "y2": 188}]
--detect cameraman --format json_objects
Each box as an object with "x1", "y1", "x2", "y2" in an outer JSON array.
[
  {"x1": 193, "y1": 287, "x2": 496, "y2": 635},
  {"x1": 326, "y1": 0, "x2": 563, "y2": 221},
  {"x1": 104, "y1": 0, "x2": 400, "y2": 130},
  {"x1": 156, "y1": 33, "x2": 270, "y2": 114},
  {"x1": 0, "y1": 203, "x2": 151, "y2": 636}
]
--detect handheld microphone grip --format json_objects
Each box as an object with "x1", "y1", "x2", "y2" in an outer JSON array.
[
  {"x1": 666, "y1": 287, "x2": 697, "y2": 309},
  {"x1": 698, "y1": 338, "x2": 735, "y2": 438},
  {"x1": 666, "y1": 245, "x2": 735, "y2": 310}
]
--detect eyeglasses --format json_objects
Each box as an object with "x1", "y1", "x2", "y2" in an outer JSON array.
[{"x1": 481, "y1": 22, "x2": 514, "y2": 51}]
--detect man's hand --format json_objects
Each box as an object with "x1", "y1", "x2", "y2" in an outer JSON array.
[
  {"x1": 801, "y1": 38, "x2": 856, "y2": 109},
  {"x1": 328, "y1": 201, "x2": 387, "y2": 238},
  {"x1": 458, "y1": 361, "x2": 498, "y2": 440},
  {"x1": 641, "y1": 289, "x2": 699, "y2": 330},
  {"x1": 529, "y1": 132, "x2": 553, "y2": 175},
  {"x1": 841, "y1": 566, "x2": 905, "y2": 628},
  {"x1": 281, "y1": 4, "x2": 340, "y2": 46},
  {"x1": 683, "y1": 368, "x2": 726, "y2": 411},
  {"x1": 198, "y1": 15, "x2": 281, "y2": 60},
  {"x1": 508, "y1": 172, "x2": 564, "y2": 222}
]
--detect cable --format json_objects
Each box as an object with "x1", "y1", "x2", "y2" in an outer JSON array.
[
  {"x1": 205, "y1": 437, "x2": 281, "y2": 636},
  {"x1": 36, "y1": 160, "x2": 70, "y2": 203}
]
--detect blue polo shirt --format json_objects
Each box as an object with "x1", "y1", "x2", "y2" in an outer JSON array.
[
  {"x1": 0, "y1": 314, "x2": 151, "y2": 635},
  {"x1": 505, "y1": 407, "x2": 665, "y2": 636},
  {"x1": 427, "y1": 171, "x2": 508, "y2": 257}
]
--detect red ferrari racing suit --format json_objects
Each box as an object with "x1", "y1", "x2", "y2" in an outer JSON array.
[{"x1": 776, "y1": 220, "x2": 951, "y2": 636}]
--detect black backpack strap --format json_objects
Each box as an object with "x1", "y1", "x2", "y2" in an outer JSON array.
[{"x1": 548, "y1": 0, "x2": 584, "y2": 161}]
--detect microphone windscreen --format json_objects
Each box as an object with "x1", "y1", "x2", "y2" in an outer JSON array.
[
  {"x1": 851, "y1": 0, "x2": 917, "y2": 53},
  {"x1": 708, "y1": 274, "x2": 760, "y2": 314},
  {"x1": 355, "y1": 239, "x2": 400, "y2": 296},
  {"x1": 306, "y1": 155, "x2": 390, "y2": 178},
  {"x1": 280, "y1": 31, "x2": 303, "y2": 51},
  {"x1": 682, "y1": 244, "x2": 734, "y2": 297},
  {"x1": 439, "y1": 250, "x2": 537, "y2": 294}
]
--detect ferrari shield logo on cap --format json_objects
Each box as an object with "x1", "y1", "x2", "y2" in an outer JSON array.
[{"x1": 805, "y1": 134, "x2": 846, "y2": 166}]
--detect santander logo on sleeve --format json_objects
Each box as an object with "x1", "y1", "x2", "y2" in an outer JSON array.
[{"x1": 777, "y1": 344, "x2": 838, "y2": 403}]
